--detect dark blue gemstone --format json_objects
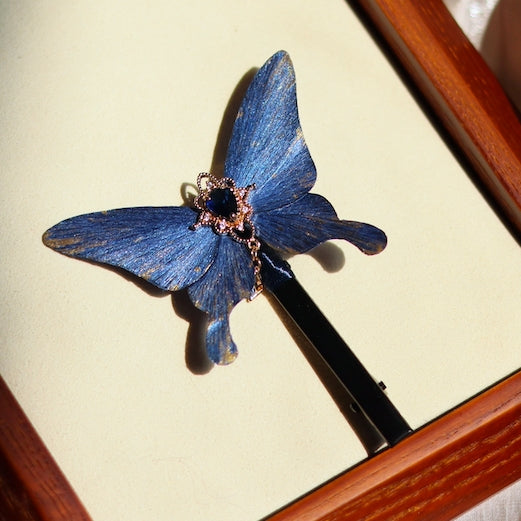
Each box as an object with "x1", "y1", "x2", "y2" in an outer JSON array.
[{"x1": 206, "y1": 188, "x2": 237, "y2": 218}]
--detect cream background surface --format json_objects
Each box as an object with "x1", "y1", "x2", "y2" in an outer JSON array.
[{"x1": 1, "y1": 1, "x2": 520, "y2": 520}]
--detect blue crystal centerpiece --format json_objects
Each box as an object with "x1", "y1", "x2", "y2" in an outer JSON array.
[{"x1": 206, "y1": 188, "x2": 238, "y2": 218}]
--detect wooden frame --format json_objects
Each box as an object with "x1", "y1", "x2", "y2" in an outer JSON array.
[
  {"x1": 268, "y1": 371, "x2": 521, "y2": 521},
  {"x1": 2, "y1": 1, "x2": 521, "y2": 519}
]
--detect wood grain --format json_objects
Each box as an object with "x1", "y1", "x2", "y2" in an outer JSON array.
[
  {"x1": 0, "y1": 376, "x2": 92, "y2": 521},
  {"x1": 268, "y1": 371, "x2": 521, "y2": 520}
]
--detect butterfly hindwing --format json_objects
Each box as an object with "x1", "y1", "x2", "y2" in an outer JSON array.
[{"x1": 255, "y1": 193, "x2": 387, "y2": 255}]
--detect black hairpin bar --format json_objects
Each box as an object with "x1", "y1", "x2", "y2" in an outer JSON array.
[{"x1": 261, "y1": 246, "x2": 412, "y2": 450}]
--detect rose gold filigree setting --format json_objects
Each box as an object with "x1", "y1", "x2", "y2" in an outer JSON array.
[{"x1": 192, "y1": 173, "x2": 254, "y2": 241}]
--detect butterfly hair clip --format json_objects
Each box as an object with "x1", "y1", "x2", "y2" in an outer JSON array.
[
  {"x1": 43, "y1": 51, "x2": 386, "y2": 366},
  {"x1": 43, "y1": 51, "x2": 412, "y2": 449}
]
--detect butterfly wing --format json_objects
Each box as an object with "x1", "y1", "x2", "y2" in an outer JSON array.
[
  {"x1": 224, "y1": 51, "x2": 316, "y2": 213},
  {"x1": 188, "y1": 235, "x2": 254, "y2": 364},
  {"x1": 43, "y1": 206, "x2": 218, "y2": 291},
  {"x1": 225, "y1": 51, "x2": 386, "y2": 257},
  {"x1": 255, "y1": 193, "x2": 387, "y2": 255}
]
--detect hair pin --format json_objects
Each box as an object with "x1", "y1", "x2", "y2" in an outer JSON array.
[{"x1": 43, "y1": 51, "x2": 411, "y2": 450}]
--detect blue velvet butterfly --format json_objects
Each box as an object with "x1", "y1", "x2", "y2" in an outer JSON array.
[{"x1": 43, "y1": 51, "x2": 386, "y2": 365}]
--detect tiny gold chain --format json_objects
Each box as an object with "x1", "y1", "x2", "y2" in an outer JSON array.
[{"x1": 246, "y1": 235, "x2": 263, "y2": 300}]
